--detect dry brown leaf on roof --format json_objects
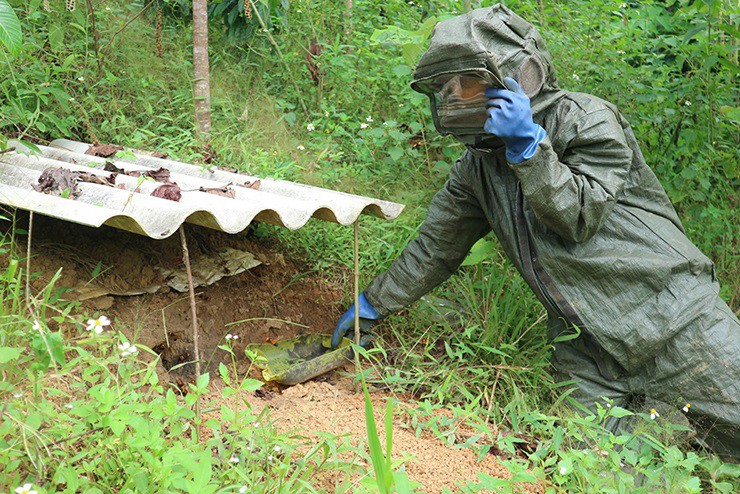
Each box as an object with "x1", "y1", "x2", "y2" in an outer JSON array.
[
  {"x1": 32, "y1": 166, "x2": 116, "y2": 198},
  {"x1": 151, "y1": 182, "x2": 182, "y2": 202},
  {"x1": 32, "y1": 167, "x2": 81, "y2": 197},
  {"x1": 199, "y1": 185, "x2": 236, "y2": 198},
  {"x1": 237, "y1": 179, "x2": 261, "y2": 190},
  {"x1": 78, "y1": 172, "x2": 117, "y2": 187},
  {"x1": 103, "y1": 161, "x2": 126, "y2": 174},
  {"x1": 86, "y1": 143, "x2": 123, "y2": 158},
  {"x1": 142, "y1": 167, "x2": 171, "y2": 182},
  {"x1": 103, "y1": 162, "x2": 171, "y2": 183}
]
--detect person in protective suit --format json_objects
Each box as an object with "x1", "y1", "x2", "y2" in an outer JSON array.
[{"x1": 331, "y1": 4, "x2": 739, "y2": 459}]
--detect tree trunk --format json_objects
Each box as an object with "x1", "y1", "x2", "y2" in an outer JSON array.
[{"x1": 192, "y1": 0, "x2": 211, "y2": 139}]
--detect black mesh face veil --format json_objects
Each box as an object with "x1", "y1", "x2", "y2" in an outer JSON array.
[{"x1": 414, "y1": 71, "x2": 498, "y2": 139}]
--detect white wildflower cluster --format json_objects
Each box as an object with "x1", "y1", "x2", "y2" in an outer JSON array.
[
  {"x1": 225, "y1": 334, "x2": 239, "y2": 340},
  {"x1": 15, "y1": 484, "x2": 37, "y2": 494},
  {"x1": 86, "y1": 315, "x2": 111, "y2": 334},
  {"x1": 118, "y1": 341, "x2": 138, "y2": 357},
  {"x1": 297, "y1": 145, "x2": 305, "y2": 150}
]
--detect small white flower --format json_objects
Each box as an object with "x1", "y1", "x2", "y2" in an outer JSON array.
[
  {"x1": 617, "y1": 50, "x2": 626, "y2": 55},
  {"x1": 366, "y1": 116, "x2": 373, "y2": 123},
  {"x1": 229, "y1": 456, "x2": 240, "y2": 463},
  {"x1": 239, "y1": 487, "x2": 248, "y2": 494},
  {"x1": 398, "y1": 103, "x2": 404, "y2": 107},
  {"x1": 606, "y1": 402, "x2": 612, "y2": 408},
  {"x1": 683, "y1": 403, "x2": 691, "y2": 413},
  {"x1": 32, "y1": 320, "x2": 42, "y2": 331},
  {"x1": 118, "y1": 341, "x2": 138, "y2": 357},
  {"x1": 13, "y1": 393, "x2": 23, "y2": 398},
  {"x1": 650, "y1": 408, "x2": 659, "y2": 420},
  {"x1": 306, "y1": 123, "x2": 315, "y2": 131},
  {"x1": 69, "y1": 97, "x2": 76, "y2": 102},
  {"x1": 360, "y1": 123, "x2": 369, "y2": 129},
  {"x1": 324, "y1": 110, "x2": 329, "y2": 117},
  {"x1": 382, "y1": 121, "x2": 388, "y2": 126},
  {"x1": 297, "y1": 145, "x2": 305, "y2": 151},
  {"x1": 620, "y1": 3, "x2": 627, "y2": 8},
  {"x1": 77, "y1": 76, "x2": 85, "y2": 82},
  {"x1": 66, "y1": 403, "x2": 74, "y2": 409},
  {"x1": 86, "y1": 315, "x2": 111, "y2": 334},
  {"x1": 684, "y1": 100, "x2": 692, "y2": 106},
  {"x1": 267, "y1": 454, "x2": 274, "y2": 461},
  {"x1": 262, "y1": 29, "x2": 269, "y2": 33},
  {"x1": 15, "y1": 484, "x2": 37, "y2": 494},
  {"x1": 559, "y1": 466, "x2": 568, "y2": 475},
  {"x1": 572, "y1": 73, "x2": 580, "y2": 81},
  {"x1": 296, "y1": 9, "x2": 302, "y2": 13},
  {"x1": 254, "y1": 422, "x2": 260, "y2": 428},
  {"x1": 105, "y1": 6, "x2": 110, "y2": 11},
  {"x1": 273, "y1": 445, "x2": 281, "y2": 453}
]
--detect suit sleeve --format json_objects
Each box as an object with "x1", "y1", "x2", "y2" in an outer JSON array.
[
  {"x1": 510, "y1": 108, "x2": 633, "y2": 243},
  {"x1": 364, "y1": 157, "x2": 491, "y2": 315}
]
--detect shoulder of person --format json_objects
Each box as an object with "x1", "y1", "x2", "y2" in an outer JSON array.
[{"x1": 545, "y1": 91, "x2": 626, "y2": 153}]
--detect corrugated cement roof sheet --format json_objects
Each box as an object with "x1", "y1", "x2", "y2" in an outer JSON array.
[{"x1": 0, "y1": 139, "x2": 404, "y2": 239}]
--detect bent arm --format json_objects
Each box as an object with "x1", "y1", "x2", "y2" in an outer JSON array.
[
  {"x1": 365, "y1": 158, "x2": 491, "y2": 315},
  {"x1": 511, "y1": 108, "x2": 633, "y2": 243}
]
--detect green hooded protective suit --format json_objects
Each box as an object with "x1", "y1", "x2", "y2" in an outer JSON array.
[{"x1": 364, "y1": 4, "x2": 739, "y2": 458}]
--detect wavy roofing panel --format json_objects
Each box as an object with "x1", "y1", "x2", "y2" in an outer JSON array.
[{"x1": 0, "y1": 139, "x2": 404, "y2": 238}]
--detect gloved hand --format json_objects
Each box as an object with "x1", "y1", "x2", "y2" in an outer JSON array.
[
  {"x1": 483, "y1": 77, "x2": 547, "y2": 163},
  {"x1": 331, "y1": 292, "x2": 383, "y2": 348}
]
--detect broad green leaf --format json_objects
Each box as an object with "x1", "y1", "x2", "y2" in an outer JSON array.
[
  {"x1": 196, "y1": 372, "x2": 210, "y2": 390},
  {"x1": 240, "y1": 378, "x2": 263, "y2": 391},
  {"x1": 0, "y1": 0, "x2": 21, "y2": 56},
  {"x1": 388, "y1": 146, "x2": 404, "y2": 162},
  {"x1": 462, "y1": 238, "x2": 496, "y2": 266},
  {"x1": 0, "y1": 347, "x2": 22, "y2": 363},
  {"x1": 48, "y1": 23, "x2": 64, "y2": 53}
]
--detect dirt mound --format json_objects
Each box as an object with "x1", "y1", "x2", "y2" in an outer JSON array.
[
  {"x1": 10, "y1": 212, "x2": 538, "y2": 492},
  {"x1": 20, "y1": 214, "x2": 344, "y2": 386}
]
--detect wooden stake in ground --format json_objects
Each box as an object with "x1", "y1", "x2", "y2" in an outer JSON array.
[
  {"x1": 353, "y1": 220, "x2": 361, "y2": 379},
  {"x1": 179, "y1": 225, "x2": 202, "y2": 441}
]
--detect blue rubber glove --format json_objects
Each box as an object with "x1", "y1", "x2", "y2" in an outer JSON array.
[
  {"x1": 331, "y1": 292, "x2": 383, "y2": 348},
  {"x1": 483, "y1": 77, "x2": 547, "y2": 163}
]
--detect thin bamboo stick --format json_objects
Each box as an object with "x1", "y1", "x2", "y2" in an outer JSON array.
[{"x1": 179, "y1": 225, "x2": 201, "y2": 441}]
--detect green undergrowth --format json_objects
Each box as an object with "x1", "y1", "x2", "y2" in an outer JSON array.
[{"x1": 0, "y1": 222, "x2": 378, "y2": 493}]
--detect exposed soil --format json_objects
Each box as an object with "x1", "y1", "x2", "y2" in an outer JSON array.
[{"x1": 7, "y1": 212, "x2": 540, "y2": 493}]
